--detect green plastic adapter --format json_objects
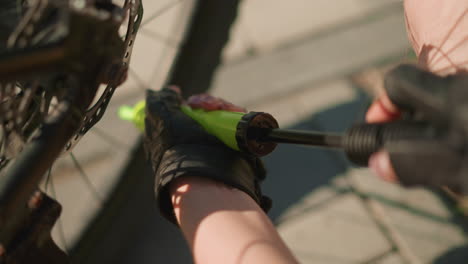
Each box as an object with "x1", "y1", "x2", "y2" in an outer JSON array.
[{"x1": 119, "y1": 101, "x2": 243, "y2": 151}]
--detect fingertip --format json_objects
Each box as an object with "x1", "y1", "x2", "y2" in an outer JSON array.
[
  {"x1": 366, "y1": 100, "x2": 386, "y2": 123},
  {"x1": 368, "y1": 151, "x2": 399, "y2": 183},
  {"x1": 380, "y1": 93, "x2": 400, "y2": 115},
  {"x1": 366, "y1": 96, "x2": 401, "y2": 123}
]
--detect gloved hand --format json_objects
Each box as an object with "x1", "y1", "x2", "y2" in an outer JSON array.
[
  {"x1": 367, "y1": 64, "x2": 468, "y2": 194},
  {"x1": 143, "y1": 87, "x2": 272, "y2": 224}
]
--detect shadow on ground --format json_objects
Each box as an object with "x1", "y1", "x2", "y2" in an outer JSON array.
[
  {"x1": 434, "y1": 246, "x2": 468, "y2": 264},
  {"x1": 263, "y1": 93, "x2": 368, "y2": 220}
]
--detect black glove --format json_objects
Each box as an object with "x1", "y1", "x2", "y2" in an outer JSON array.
[
  {"x1": 382, "y1": 64, "x2": 468, "y2": 193},
  {"x1": 143, "y1": 88, "x2": 272, "y2": 224}
]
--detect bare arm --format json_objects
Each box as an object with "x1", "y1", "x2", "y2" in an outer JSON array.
[
  {"x1": 170, "y1": 177, "x2": 298, "y2": 264},
  {"x1": 404, "y1": 0, "x2": 468, "y2": 75}
]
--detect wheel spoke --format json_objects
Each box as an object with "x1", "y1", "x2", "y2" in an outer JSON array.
[
  {"x1": 148, "y1": 42, "x2": 174, "y2": 85},
  {"x1": 128, "y1": 66, "x2": 151, "y2": 90},
  {"x1": 147, "y1": 0, "x2": 193, "y2": 83},
  {"x1": 90, "y1": 127, "x2": 131, "y2": 150},
  {"x1": 69, "y1": 152, "x2": 102, "y2": 202},
  {"x1": 44, "y1": 168, "x2": 52, "y2": 192},
  {"x1": 139, "y1": 28, "x2": 179, "y2": 48},
  {"x1": 140, "y1": 0, "x2": 184, "y2": 28}
]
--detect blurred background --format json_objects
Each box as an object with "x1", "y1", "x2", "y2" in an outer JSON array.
[{"x1": 49, "y1": 0, "x2": 468, "y2": 263}]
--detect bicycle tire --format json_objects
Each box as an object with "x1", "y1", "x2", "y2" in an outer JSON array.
[
  {"x1": 69, "y1": 0, "x2": 240, "y2": 263},
  {"x1": 168, "y1": 0, "x2": 241, "y2": 97}
]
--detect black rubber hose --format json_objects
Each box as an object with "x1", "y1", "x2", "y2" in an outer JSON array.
[{"x1": 343, "y1": 121, "x2": 432, "y2": 166}]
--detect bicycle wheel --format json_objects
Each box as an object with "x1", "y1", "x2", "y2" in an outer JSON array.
[{"x1": 0, "y1": 0, "x2": 240, "y2": 263}]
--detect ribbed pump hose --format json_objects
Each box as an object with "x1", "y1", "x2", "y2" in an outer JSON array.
[{"x1": 343, "y1": 122, "x2": 431, "y2": 166}]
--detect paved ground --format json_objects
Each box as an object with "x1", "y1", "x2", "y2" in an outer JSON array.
[{"x1": 50, "y1": 1, "x2": 468, "y2": 263}]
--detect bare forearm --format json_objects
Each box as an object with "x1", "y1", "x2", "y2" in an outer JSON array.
[
  {"x1": 404, "y1": 0, "x2": 468, "y2": 75},
  {"x1": 170, "y1": 177, "x2": 298, "y2": 264}
]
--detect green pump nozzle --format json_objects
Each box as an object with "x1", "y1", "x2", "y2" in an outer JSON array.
[
  {"x1": 118, "y1": 101, "x2": 146, "y2": 131},
  {"x1": 181, "y1": 105, "x2": 245, "y2": 151},
  {"x1": 119, "y1": 101, "x2": 279, "y2": 156},
  {"x1": 119, "y1": 101, "x2": 246, "y2": 151}
]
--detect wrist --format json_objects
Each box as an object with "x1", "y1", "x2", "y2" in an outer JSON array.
[
  {"x1": 155, "y1": 144, "x2": 269, "y2": 224},
  {"x1": 169, "y1": 176, "x2": 259, "y2": 233}
]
